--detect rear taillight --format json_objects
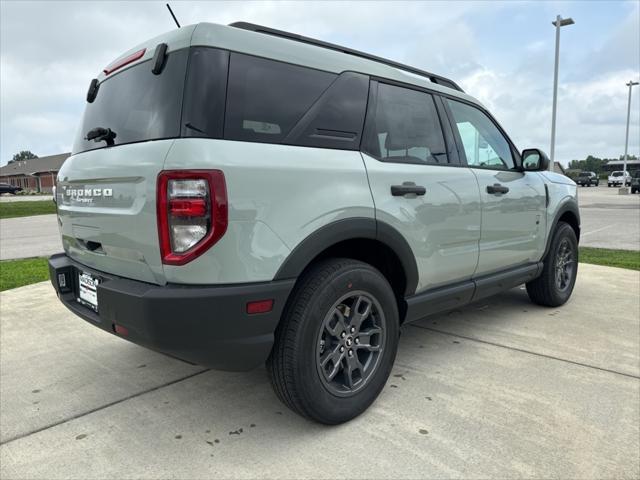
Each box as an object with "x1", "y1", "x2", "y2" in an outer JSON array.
[{"x1": 157, "y1": 170, "x2": 228, "y2": 265}]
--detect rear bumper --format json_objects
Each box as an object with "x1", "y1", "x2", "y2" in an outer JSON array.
[{"x1": 48, "y1": 253, "x2": 295, "y2": 371}]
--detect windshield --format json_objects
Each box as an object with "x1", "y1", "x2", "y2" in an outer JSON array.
[
  {"x1": 579, "y1": 172, "x2": 590, "y2": 177},
  {"x1": 612, "y1": 171, "x2": 623, "y2": 177},
  {"x1": 73, "y1": 49, "x2": 188, "y2": 154}
]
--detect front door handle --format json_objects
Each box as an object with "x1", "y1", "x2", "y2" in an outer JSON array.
[
  {"x1": 486, "y1": 183, "x2": 509, "y2": 195},
  {"x1": 391, "y1": 182, "x2": 427, "y2": 197}
]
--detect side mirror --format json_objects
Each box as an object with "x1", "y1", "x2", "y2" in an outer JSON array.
[{"x1": 521, "y1": 148, "x2": 550, "y2": 171}]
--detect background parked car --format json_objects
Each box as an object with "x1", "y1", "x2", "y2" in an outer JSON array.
[
  {"x1": 631, "y1": 171, "x2": 640, "y2": 194},
  {"x1": 608, "y1": 170, "x2": 631, "y2": 187},
  {"x1": 0, "y1": 183, "x2": 23, "y2": 195},
  {"x1": 576, "y1": 171, "x2": 599, "y2": 187}
]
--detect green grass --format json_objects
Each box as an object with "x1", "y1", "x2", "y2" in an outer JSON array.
[
  {"x1": 579, "y1": 247, "x2": 640, "y2": 271},
  {"x1": 0, "y1": 200, "x2": 56, "y2": 219},
  {"x1": 0, "y1": 257, "x2": 50, "y2": 291}
]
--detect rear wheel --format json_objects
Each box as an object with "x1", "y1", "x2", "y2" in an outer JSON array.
[
  {"x1": 267, "y1": 258, "x2": 399, "y2": 424},
  {"x1": 526, "y1": 222, "x2": 578, "y2": 307}
]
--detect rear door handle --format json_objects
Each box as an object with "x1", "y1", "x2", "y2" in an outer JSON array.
[
  {"x1": 391, "y1": 182, "x2": 427, "y2": 197},
  {"x1": 486, "y1": 183, "x2": 509, "y2": 195}
]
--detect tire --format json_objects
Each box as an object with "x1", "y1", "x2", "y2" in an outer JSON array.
[
  {"x1": 526, "y1": 222, "x2": 578, "y2": 307},
  {"x1": 267, "y1": 258, "x2": 399, "y2": 424},
  {"x1": 608, "y1": 183, "x2": 611, "y2": 187}
]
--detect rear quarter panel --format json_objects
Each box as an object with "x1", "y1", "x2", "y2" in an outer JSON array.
[{"x1": 162, "y1": 139, "x2": 375, "y2": 284}]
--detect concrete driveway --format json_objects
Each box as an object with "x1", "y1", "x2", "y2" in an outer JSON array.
[
  {"x1": 0, "y1": 214, "x2": 62, "y2": 260},
  {"x1": 1, "y1": 263, "x2": 638, "y2": 479}
]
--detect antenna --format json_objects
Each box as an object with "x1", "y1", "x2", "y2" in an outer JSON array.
[{"x1": 166, "y1": 3, "x2": 181, "y2": 28}]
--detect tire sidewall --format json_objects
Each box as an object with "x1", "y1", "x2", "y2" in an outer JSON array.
[
  {"x1": 296, "y1": 263, "x2": 399, "y2": 423},
  {"x1": 545, "y1": 222, "x2": 579, "y2": 305}
]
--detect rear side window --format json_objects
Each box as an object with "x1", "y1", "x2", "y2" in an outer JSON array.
[
  {"x1": 181, "y1": 48, "x2": 229, "y2": 139},
  {"x1": 72, "y1": 49, "x2": 188, "y2": 154},
  {"x1": 363, "y1": 83, "x2": 448, "y2": 164},
  {"x1": 447, "y1": 99, "x2": 515, "y2": 170},
  {"x1": 225, "y1": 54, "x2": 336, "y2": 143}
]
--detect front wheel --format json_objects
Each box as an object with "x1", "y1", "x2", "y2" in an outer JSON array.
[
  {"x1": 267, "y1": 258, "x2": 399, "y2": 424},
  {"x1": 526, "y1": 222, "x2": 578, "y2": 307}
]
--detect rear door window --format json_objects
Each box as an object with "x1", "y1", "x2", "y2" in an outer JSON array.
[
  {"x1": 362, "y1": 82, "x2": 448, "y2": 164},
  {"x1": 224, "y1": 54, "x2": 336, "y2": 143}
]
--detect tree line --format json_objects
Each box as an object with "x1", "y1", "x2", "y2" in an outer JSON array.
[{"x1": 567, "y1": 154, "x2": 638, "y2": 173}]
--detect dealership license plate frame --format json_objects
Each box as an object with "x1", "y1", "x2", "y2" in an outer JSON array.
[{"x1": 77, "y1": 271, "x2": 99, "y2": 312}]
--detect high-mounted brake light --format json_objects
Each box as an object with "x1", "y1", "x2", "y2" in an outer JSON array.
[
  {"x1": 103, "y1": 48, "x2": 146, "y2": 76},
  {"x1": 157, "y1": 170, "x2": 228, "y2": 266}
]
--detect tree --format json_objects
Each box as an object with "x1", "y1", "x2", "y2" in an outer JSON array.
[{"x1": 9, "y1": 150, "x2": 38, "y2": 164}]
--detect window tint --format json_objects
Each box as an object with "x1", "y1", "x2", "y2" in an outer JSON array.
[
  {"x1": 225, "y1": 54, "x2": 336, "y2": 143},
  {"x1": 182, "y1": 48, "x2": 229, "y2": 139},
  {"x1": 284, "y1": 72, "x2": 369, "y2": 150},
  {"x1": 363, "y1": 83, "x2": 447, "y2": 164},
  {"x1": 73, "y1": 50, "x2": 188, "y2": 154},
  {"x1": 447, "y1": 99, "x2": 515, "y2": 170}
]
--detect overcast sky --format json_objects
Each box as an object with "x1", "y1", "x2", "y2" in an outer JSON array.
[{"x1": 1, "y1": 0, "x2": 638, "y2": 166}]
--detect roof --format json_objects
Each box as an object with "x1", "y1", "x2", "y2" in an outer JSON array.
[
  {"x1": 102, "y1": 22, "x2": 479, "y2": 107},
  {"x1": 229, "y1": 22, "x2": 464, "y2": 92},
  {"x1": 191, "y1": 23, "x2": 478, "y2": 104},
  {"x1": 0, "y1": 153, "x2": 70, "y2": 177}
]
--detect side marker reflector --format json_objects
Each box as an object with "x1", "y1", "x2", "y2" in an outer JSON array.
[
  {"x1": 114, "y1": 324, "x2": 129, "y2": 336},
  {"x1": 247, "y1": 299, "x2": 274, "y2": 315}
]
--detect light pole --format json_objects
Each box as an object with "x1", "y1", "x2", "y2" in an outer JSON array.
[
  {"x1": 621, "y1": 80, "x2": 639, "y2": 192},
  {"x1": 549, "y1": 15, "x2": 575, "y2": 170}
]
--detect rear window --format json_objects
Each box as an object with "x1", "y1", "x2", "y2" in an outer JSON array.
[
  {"x1": 73, "y1": 47, "x2": 370, "y2": 154},
  {"x1": 72, "y1": 49, "x2": 189, "y2": 154},
  {"x1": 579, "y1": 172, "x2": 590, "y2": 177},
  {"x1": 612, "y1": 171, "x2": 623, "y2": 177}
]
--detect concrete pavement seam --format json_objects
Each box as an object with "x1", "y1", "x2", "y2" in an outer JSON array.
[
  {"x1": 409, "y1": 324, "x2": 640, "y2": 380},
  {"x1": 0, "y1": 368, "x2": 210, "y2": 447}
]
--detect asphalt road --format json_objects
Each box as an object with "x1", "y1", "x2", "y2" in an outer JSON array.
[
  {"x1": 0, "y1": 214, "x2": 62, "y2": 260},
  {"x1": 578, "y1": 185, "x2": 640, "y2": 250},
  {"x1": 1, "y1": 263, "x2": 638, "y2": 479}
]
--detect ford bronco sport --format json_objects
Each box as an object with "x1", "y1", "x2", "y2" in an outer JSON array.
[{"x1": 49, "y1": 22, "x2": 580, "y2": 424}]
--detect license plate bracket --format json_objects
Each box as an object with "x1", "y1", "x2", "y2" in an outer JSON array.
[{"x1": 78, "y1": 271, "x2": 99, "y2": 312}]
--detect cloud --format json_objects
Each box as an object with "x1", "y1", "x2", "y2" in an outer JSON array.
[{"x1": 1, "y1": 1, "x2": 638, "y2": 165}]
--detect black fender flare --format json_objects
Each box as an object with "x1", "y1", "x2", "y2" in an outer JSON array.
[
  {"x1": 543, "y1": 199, "x2": 581, "y2": 259},
  {"x1": 273, "y1": 217, "x2": 419, "y2": 296}
]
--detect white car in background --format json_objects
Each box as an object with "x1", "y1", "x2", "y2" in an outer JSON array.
[{"x1": 608, "y1": 171, "x2": 631, "y2": 187}]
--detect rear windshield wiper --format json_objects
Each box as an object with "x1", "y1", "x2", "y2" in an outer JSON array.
[{"x1": 85, "y1": 127, "x2": 117, "y2": 146}]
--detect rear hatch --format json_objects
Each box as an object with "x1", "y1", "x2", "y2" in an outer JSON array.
[{"x1": 57, "y1": 28, "x2": 194, "y2": 285}]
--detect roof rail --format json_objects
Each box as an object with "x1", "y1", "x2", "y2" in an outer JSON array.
[{"x1": 229, "y1": 22, "x2": 464, "y2": 93}]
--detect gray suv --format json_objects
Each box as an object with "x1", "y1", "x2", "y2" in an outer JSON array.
[{"x1": 49, "y1": 22, "x2": 580, "y2": 424}]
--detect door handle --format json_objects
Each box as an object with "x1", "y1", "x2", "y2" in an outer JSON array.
[
  {"x1": 486, "y1": 183, "x2": 509, "y2": 195},
  {"x1": 391, "y1": 182, "x2": 427, "y2": 197}
]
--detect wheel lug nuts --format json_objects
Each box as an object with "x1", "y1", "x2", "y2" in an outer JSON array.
[
  {"x1": 340, "y1": 346, "x2": 345, "y2": 353},
  {"x1": 341, "y1": 332, "x2": 346, "y2": 338},
  {"x1": 355, "y1": 338, "x2": 360, "y2": 344},
  {"x1": 348, "y1": 350, "x2": 354, "y2": 357},
  {"x1": 350, "y1": 327, "x2": 355, "y2": 333}
]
